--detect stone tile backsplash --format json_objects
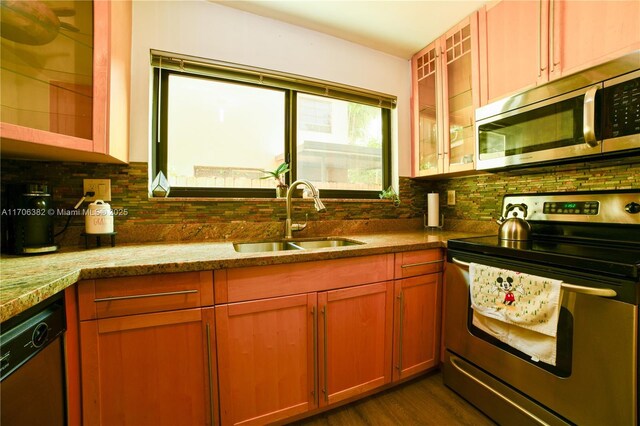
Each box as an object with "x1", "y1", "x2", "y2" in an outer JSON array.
[
  {"x1": 0, "y1": 160, "x2": 423, "y2": 245},
  {"x1": 415, "y1": 156, "x2": 640, "y2": 222},
  {"x1": 1, "y1": 155, "x2": 638, "y2": 246}
]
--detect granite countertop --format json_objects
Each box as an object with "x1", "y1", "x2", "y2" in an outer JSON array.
[{"x1": 0, "y1": 230, "x2": 485, "y2": 322}]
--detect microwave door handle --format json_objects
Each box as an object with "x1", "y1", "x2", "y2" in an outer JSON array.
[{"x1": 583, "y1": 85, "x2": 600, "y2": 147}]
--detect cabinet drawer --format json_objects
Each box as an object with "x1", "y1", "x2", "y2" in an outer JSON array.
[
  {"x1": 394, "y1": 249, "x2": 444, "y2": 279},
  {"x1": 78, "y1": 271, "x2": 214, "y2": 321}
]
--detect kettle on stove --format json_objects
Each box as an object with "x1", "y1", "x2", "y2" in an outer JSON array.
[{"x1": 497, "y1": 203, "x2": 532, "y2": 241}]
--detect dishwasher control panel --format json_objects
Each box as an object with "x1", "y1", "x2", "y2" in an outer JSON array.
[{"x1": 0, "y1": 296, "x2": 65, "y2": 380}]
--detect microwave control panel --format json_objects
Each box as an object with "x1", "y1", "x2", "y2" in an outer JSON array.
[{"x1": 604, "y1": 76, "x2": 640, "y2": 138}]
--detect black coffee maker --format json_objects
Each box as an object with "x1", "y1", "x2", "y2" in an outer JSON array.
[{"x1": 2, "y1": 183, "x2": 58, "y2": 254}]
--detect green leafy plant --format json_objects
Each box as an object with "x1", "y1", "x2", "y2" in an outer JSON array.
[
  {"x1": 261, "y1": 162, "x2": 290, "y2": 187},
  {"x1": 379, "y1": 186, "x2": 400, "y2": 206}
]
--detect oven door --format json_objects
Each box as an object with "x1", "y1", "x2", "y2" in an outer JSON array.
[
  {"x1": 475, "y1": 84, "x2": 603, "y2": 170},
  {"x1": 443, "y1": 250, "x2": 637, "y2": 426}
]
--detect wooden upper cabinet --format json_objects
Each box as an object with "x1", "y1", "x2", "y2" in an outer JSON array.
[
  {"x1": 551, "y1": 0, "x2": 640, "y2": 80},
  {"x1": 393, "y1": 273, "x2": 442, "y2": 381},
  {"x1": 412, "y1": 13, "x2": 480, "y2": 177},
  {"x1": 412, "y1": 41, "x2": 442, "y2": 176},
  {"x1": 216, "y1": 294, "x2": 317, "y2": 426},
  {"x1": 0, "y1": 0, "x2": 131, "y2": 163},
  {"x1": 479, "y1": 0, "x2": 549, "y2": 105},
  {"x1": 479, "y1": 0, "x2": 640, "y2": 105},
  {"x1": 80, "y1": 307, "x2": 217, "y2": 426},
  {"x1": 318, "y1": 281, "x2": 394, "y2": 407}
]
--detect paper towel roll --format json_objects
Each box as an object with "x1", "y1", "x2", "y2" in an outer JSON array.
[{"x1": 427, "y1": 193, "x2": 439, "y2": 227}]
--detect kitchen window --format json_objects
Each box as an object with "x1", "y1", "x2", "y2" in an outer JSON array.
[{"x1": 151, "y1": 51, "x2": 395, "y2": 198}]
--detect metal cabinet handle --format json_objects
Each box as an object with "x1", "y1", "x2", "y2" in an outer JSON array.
[
  {"x1": 550, "y1": 0, "x2": 556, "y2": 73},
  {"x1": 449, "y1": 355, "x2": 551, "y2": 426},
  {"x1": 94, "y1": 289, "x2": 198, "y2": 302},
  {"x1": 538, "y1": 0, "x2": 543, "y2": 77},
  {"x1": 451, "y1": 258, "x2": 617, "y2": 298},
  {"x1": 401, "y1": 259, "x2": 445, "y2": 269},
  {"x1": 311, "y1": 306, "x2": 318, "y2": 404},
  {"x1": 396, "y1": 292, "x2": 405, "y2": 374},
  {"x1": 583, "y1": 85, "x2": 601, "y2": 147},
  {"x1": 206, "y1": 323, "x2": 215, "y2": 425},
  {"x1": 322, "y1": 305, "x2": 328, "y2": 402}
]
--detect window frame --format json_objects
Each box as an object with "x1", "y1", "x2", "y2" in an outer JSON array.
[{"x1": 152, "y1": 67, "x2": 392, "y2": 199}]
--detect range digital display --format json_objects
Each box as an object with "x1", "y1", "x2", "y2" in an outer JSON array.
[{"x1": 543, "y1": 201, "x2": 599, "y2": 215}]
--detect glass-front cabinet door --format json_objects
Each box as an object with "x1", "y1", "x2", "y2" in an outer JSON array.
[
  {"x1": 1, "y1": 1, "x2": 94, "y2": 140},
  {"x1": 441, "y1": 14, "x2": 479, "y2": 173},
  {"x1": 411, "y1": 13, "x2": 479, "y2": 177},
  {"x1": 412, "y1": 42, "x2": 442, "y2": 176}
]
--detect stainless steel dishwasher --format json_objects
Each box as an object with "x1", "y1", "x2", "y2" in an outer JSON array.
[{"x1": 1, "y1": 293, "x2": 66, "y2": 426}]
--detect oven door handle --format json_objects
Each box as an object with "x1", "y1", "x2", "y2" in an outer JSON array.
[
  {"x1": 560, "y1": 283, "x2": 617, "y2": 298},
  {"x1": 451, "y1": 258, "x2": 618, "y2": 298}
]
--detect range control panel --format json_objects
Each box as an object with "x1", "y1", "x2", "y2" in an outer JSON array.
[
  {"x1": 543, "y1": 201, "x2": 599, "y2": 215},
  {"x1": 502, "y1": 191, "x2": 640, "y2": 225}
]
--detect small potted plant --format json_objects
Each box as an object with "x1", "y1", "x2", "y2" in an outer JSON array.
[
  {"x1": 261, "y1": 162, "x2": 290, "y2": 198},
  {"x1": 379, "y1": 185, "x2": 401, "y2": 207}
]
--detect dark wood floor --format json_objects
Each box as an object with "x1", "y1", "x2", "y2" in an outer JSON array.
[{"x1": 291, "y1": 371, "x2": 495, "y2": 426}]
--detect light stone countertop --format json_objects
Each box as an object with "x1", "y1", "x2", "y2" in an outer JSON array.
[{"x1": 0, "y1": 230, "x2": 487, "y2": 322}]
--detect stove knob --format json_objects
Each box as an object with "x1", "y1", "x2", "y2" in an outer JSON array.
[{"x1": 624, "y1": 202, "x2": 640, "y2": 214}]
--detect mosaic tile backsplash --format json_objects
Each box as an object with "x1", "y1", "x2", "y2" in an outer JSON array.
[
  {"x1": 1, "y1": 155, "x2": 638, "y2": 246},
  {"x1": 0, "y1": 160, "x2": 425, "y2": 245},
  {"x1": 415, "y1": 156, "x2": 640, "y2": 222}
]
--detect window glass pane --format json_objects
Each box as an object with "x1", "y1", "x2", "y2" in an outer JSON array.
[
  {"x1": 296, "y1": 93, "x2": 383, "y2": 191},
  {"x1": 166, "y1": 74, "x2": 285, "y2": 188}
]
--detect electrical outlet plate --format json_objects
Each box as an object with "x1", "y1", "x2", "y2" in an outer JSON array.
[
  {"x1": 83, "y1": 179, "x2": 111, "y2": 202},
  {"x1": 447, "y1": 190, "x2": 456, "y2": 206}
]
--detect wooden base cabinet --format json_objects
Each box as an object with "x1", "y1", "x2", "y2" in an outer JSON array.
[
  {"x1": 79, "y1": 308, "x2": 217, "y2": 426},
  {"x1": 215, "y1": 281, "x2": 395, "y2": 425},
  {"x1": 215, "y1": 294, "x2": 317, "y2": 426},
  {"x1": 318, "y1": 282, "x2": 394, "y2": 407},
  {"x1": 76, "y1": 272, "x2": 217, "y2": 426},
  {"x1": 393, "y1": 273, "x2": 442, "y2": 381}
]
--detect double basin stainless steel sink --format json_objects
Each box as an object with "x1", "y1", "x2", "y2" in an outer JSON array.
[{"x1": 233, "y1": 237, "x2": 364, "y2": 253}]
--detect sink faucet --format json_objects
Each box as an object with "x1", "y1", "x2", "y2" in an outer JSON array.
[{"x1": 285, "y1": 180, "x2": 326, "y2": 239}]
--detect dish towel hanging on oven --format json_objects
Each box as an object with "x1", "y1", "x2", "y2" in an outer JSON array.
[{"x1": 469, "y1": 263, "x2": 562, "y2": 365}]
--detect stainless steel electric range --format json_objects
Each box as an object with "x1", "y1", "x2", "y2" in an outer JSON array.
[{"x1": 444, "y1": 190, "x2": 639, "y2": 426}]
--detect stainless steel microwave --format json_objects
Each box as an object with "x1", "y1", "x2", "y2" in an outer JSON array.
[{"x1": 475, "y1": 51, "x2": 640, "y2": 170}]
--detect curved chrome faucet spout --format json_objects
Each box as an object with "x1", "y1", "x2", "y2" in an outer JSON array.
[{"x1": 285, "y1": 180, "x2": 326, "y2": 239}]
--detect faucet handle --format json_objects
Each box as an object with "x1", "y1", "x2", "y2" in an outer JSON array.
[{"x1": 291, "y1": 213, "x2": 308, "y2": 233}]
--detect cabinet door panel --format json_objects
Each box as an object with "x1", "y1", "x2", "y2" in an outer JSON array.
[
  {"x1": 318, "y1": 282, "x2": 393, "y2": 406},
  {"x1": 480, "y1": 0, "x2": 549, "y2": 104},
  {"x1": 0, "y1": 0, "x2": 130, "y2": 162},
  {"x1": 441, "y1": 14, "x2": 479, "y2": 173},
  {"x1": 553, "y1": 0, "x2": 640, "y2": 79},
  {"x1": 412, "y1": 42, "x2": 443, "y2": 176},
  {"x1": 80, "y1": 308, "x2": 215, "y2": 426},
  {"x1": 393, "y1": 274, "x2": 442, "y2": 381},
  {"x1": 216, "y1": 294, "x2": 316, "y2": 426}
]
